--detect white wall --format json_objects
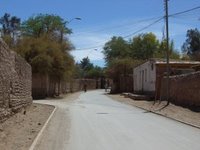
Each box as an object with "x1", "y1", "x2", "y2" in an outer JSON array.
[{"x1": 133, "y1": 61, "x2": 156, "y2": 93}]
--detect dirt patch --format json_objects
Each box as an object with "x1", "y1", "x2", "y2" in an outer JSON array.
[
  {"x1": 108, "y1": 94, "x2": 200, "y2": 128},
  {"x1": 0, "y1": 103, "x2": 54, "y2": 150}
]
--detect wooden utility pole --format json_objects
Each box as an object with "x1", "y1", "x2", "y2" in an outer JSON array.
[{"x1": 164, "y1": 0, "x2": 170, "y2": 105}]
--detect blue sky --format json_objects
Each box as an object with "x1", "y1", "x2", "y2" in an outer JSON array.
[{"x1": 0, "y1": 0, "x2": 200, "y2": 67}]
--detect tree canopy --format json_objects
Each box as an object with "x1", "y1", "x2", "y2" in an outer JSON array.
[
  {"x1": 182, "y1": 28, "x2": 200, "y2": 60},
  {"x1": 0, "y1": 13, "x2": 21, "y2": 46},
  {"x1": 21, "y1": 14, "x2": 72, "y2": 41},
  {"x1": 103, "y1": 33, "x2": 180, "y2": 68},
  {"x1": 130, "y1": 33, "x2": 159, "y2": 59},
  {"x1": 0, "y1": 13, "x2": 76, "y2": 82},
  {"x1": 103, "y1": 36, "x2": 130, "y2": 64},
  {"x1": 76, "y1": 57, "x2": 103, "y2": 79}
]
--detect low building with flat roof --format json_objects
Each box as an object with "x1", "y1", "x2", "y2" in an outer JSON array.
[{"x1": 133, "y1": 58, "x2": 200, "y2": 100}]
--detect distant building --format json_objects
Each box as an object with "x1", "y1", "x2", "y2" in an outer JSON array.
[{"x1": 133, "y1": 58, "x2": 200, "y2": 99}]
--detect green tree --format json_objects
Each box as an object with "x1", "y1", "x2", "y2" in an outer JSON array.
[
  {"x1": 14, "y1": 35, "x2": 74, "y2": 79},
  {"x1": 105, "y1": 58, "x2": 142, "y2": 93},
  {"x1": 75, "y1": 57, "x2": 104, "y2": 79},
  {"x1": 14, "y1": 14, "x2": 75, "y2": 89},
  {"x1": 103, "y1": 36, "x2": 130, "y2": 65},
  {"x1": 154, "y1": 39, "x2": 180, "y2": 59},
  {"x1": 0, "y1": 13, "x2": 21, "y2": 46},
  {"x1": 182, "y1": 28, "x2": 200, "y2": 60},
  {"x1": 130, "y1": 33, "x2": 159, "y2": 59},
  {"x1": 21, "y1": 14, "x2": 72, "y2": 42},
  {"x1": 80, "y1": 57, "x2": 94, "y2": 71},
  {"x1": 86, "y1": 66, "x2": 103, "y2": 79}
]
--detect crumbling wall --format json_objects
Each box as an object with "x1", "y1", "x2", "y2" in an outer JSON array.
[
  {"x1": 160, "y1": 71, "x2": 200, "y2": 107},
  {"x1": 0, "y1": 39, "x2": 32, "y2": 122}
]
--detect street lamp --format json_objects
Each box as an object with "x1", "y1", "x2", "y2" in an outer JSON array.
[
  {"x1": 60, "y1": 17, "x2": 81, "y2": 42},
  {"x1": 68, "y1": 17, "x2": 82, "y2": 24}
]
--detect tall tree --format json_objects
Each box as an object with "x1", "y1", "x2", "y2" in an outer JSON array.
[
  {"x1": 14, "y1": 14, "x2": 75, "y2": 82},
  {"x1": 154, "y1": 39, "x2": 180, "y2": 59},
  {"x1": 182, "y1": 28, "x2": 200, "y2": 60},
  {"x1": 105, "y1": 58, "x2": 142, "y2": 93},
  {"x1": 0, "y1": 13, "x2": 21, "y2": 46},
  {"x1": 103, "y1": 36, "x2": 130, "y2": 65},
  {"x1": 130, "y1": 33, "x2": 159, "y2": 60},
  {"x1": 21, "y1": 14, "x2": 72, "y2": 42},
  {"x1": 80, "y1": 57, "x2": 93, "y2": 71}
]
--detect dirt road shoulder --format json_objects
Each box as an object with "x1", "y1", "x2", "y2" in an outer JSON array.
[
  {"x1": 108, "y1": 94, "x2": 200, "y2": 128},
  {"x1": 0, "y1": 103, "x2": 54, "y2": 150}
]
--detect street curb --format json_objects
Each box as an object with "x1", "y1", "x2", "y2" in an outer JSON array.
[
  {"x1": 127, "y1": 100, "x2": 200, "y2": 130},
  {"x1": 120, "y1": 93, "x2": 200, "y2": 129},
  {"x1": 29, "y1": 105, "x2": 57, "y2": 150}
]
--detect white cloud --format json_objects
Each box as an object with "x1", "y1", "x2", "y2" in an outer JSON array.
[
  {"x1": 70, "y1": 48, "x2": 104, "y2": 62},
  {"x1": 69, "y1": 32, "x2": 110, "y2": 64},
  {"x1": 69, "y1": 17, "x2": 198, "y2": 66}
]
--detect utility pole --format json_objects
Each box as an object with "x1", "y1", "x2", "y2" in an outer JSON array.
[{"x1": 164, "y1": 0, "x2": 170, "y2": 105}]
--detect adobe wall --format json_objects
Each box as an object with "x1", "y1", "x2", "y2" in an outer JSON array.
[
  {"x1": 32, "y1": 77, "x2": 99, "y2": 99},
  {"x1": 160, "y1": 71, "x2": 200, "y2": 107},
  {"x1": 0, "y1": 39, "x2": 32, "y2": 122},
  {"x1": 63, "y1": 79, "x2": 99, "y2": 93}
]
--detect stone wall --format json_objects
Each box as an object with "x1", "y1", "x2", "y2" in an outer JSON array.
[
  {"x1": 0, "y1": 39, "x2": 32, "y2": 122},
  {"x1": 160, "y1": 71, "x2": 200, "y2": 107}
]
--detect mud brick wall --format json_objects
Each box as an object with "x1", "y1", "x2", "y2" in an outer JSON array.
[
  {"x1": 0, "y1": 39, "x2": 32, "y2": 122},
  {"x1": 32, "y1": 76, "x2": 99, "y2": 99},
  {"x1": 66, "y1": 79, "x2": 98, "y2": 93},
  {"x1": 160, "y1": 71, "x2": 200, "y2": 107}
]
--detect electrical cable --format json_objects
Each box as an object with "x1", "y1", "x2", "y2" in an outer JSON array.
[
  {"x1": 74, "y1": 17, "x2": 164, "y2": 50},
  {"x1": 169, "y1": 6, "x2": 200, "y2": 17},
  {"x1": 74, "y1": 6, "x2": 200, "y2": 51}
]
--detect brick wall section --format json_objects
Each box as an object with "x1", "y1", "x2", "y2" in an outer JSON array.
[
  {"x1": 160, "y1": 71, "x2": 200, "y2": 107},
  {"x1": 0, "y1": 39, "x2": 32, "y2": 122},
  {"x1": 32, "y1": 76, "x2": 99, "y2": 99}
]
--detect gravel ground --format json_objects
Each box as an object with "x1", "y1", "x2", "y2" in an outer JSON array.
[
  {"x1": 108, "y1": 94, "x2": 200, "y2": 128},
  {"x1": 0, "y1": 103, "x2": 54, "y2": 150}
]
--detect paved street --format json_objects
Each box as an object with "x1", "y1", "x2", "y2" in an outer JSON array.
[{"x1": 34, "y1": 90, "x2": 200, "y2": 150}]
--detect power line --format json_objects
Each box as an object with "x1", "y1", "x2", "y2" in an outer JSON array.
[
  {"x1": 74, "y1": 17, "x2": 164, "y2": 51},
  {"x1": 169, "y1": 6, "x2": 200, "y2": 17},
  {"x1": 72, "y1": 6, "x2": 200, "y2": 39},
  {"x1": 122, "y1": 17, "x2": 164, "y2": 39},
  {"x1": 75, "y1": 44, "x2": 104, "y2": 51},
  {"x1": 70, "y1": 16, "x2": 163, "y2": 37},
  {"x1": 74, "y1": 5, "x2": 200, "y2": 51}
]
